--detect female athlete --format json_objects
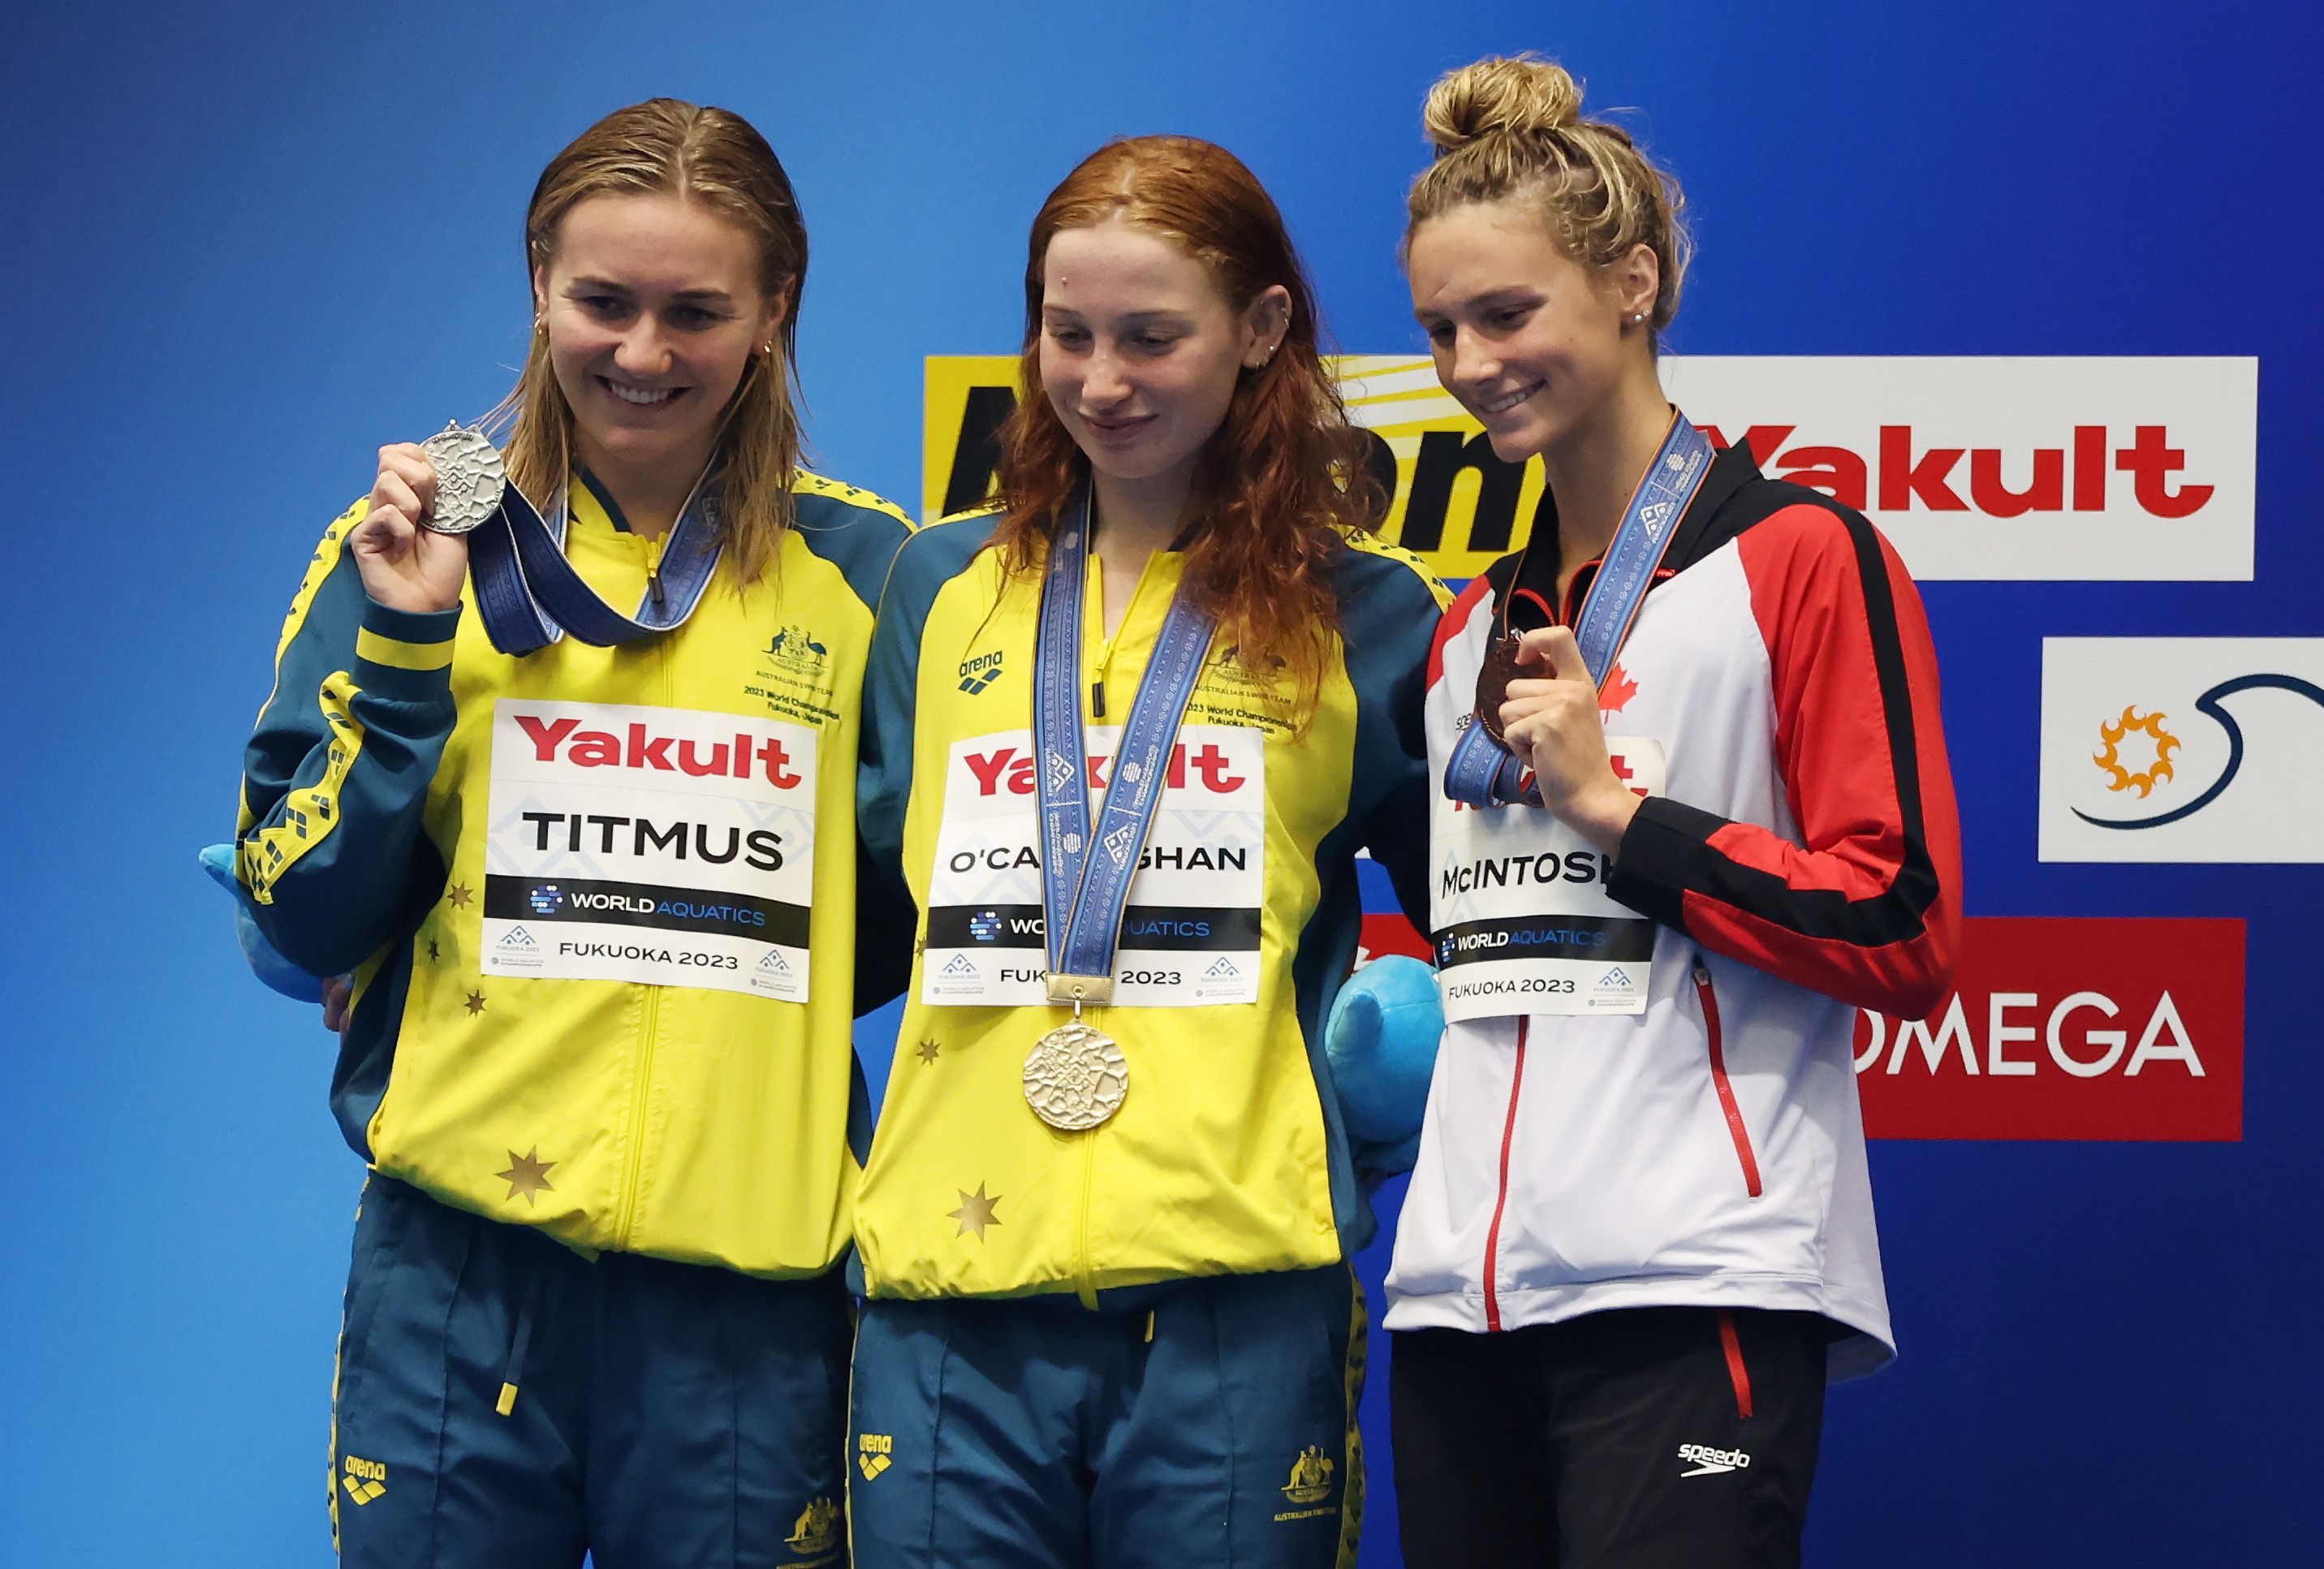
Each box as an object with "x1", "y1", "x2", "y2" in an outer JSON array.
[
  {"x1": 846, "y1": 135, "x2": 1447, "y2": 1568},
  {"x1": 233, "y1": 99, "x2": 909, "y2": 1568},
  {"x1": 1386, "y1": 56, "x2": 1962, "y2": 1569}
]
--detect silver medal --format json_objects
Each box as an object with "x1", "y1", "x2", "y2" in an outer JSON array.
[{"x1": 418, "y1": 422, "x2": 508, "y2": 536}]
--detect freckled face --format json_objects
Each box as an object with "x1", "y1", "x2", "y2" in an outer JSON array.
[
  {"x1": 1037, "y1": 215, "x2": 1268, "y2": 489},
  {"x1": 1408, "y1": 200, "x2": 1633, "y2": 463},
  {"x1": 534, "y1": 192, "x2": 784, "y2": 476}
]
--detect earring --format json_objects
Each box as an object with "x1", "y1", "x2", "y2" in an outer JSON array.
[{"x1": 1632, "y1": 312, "x2": 1647, "y2": 325}]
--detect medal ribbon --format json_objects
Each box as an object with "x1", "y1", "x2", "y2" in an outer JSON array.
[
  {"x1": 1033, "y1": 489, "x2": 1218, "y2": 994},
  {"x1": 1443, "y1": 412, "x2": 1714, "y2": 808},
  {"x1": 467, "y1": 469, "x2": 725, "y2": 656}
]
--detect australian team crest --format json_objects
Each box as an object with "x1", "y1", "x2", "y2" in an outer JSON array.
[{"x1": 763, "y1": 624, "x2": 829, "y2": 670}]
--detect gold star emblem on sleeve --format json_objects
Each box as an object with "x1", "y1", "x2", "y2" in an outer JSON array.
[
  {"x1": 916, "y1": 1040, "x2": 941, "y2": 1064},
  {"x1": 464, "y1": 990, "x2": 486, "y2": 1015},
  {"x1": 497, "y1": 1147, "x2": 556, "y2": 1205},
  {"x1": 426, "y1": 938, "x2": 441, "y2": 963},
  {"x1": 949, "y1": 1183, "x2": 1002, "y2": 1240},
  {"x1": 446, "y1": 883, "x2": 474, "y2": 908}
]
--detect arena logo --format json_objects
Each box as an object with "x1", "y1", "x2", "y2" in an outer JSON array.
[
  {"x1": 923, "y1": 355, "x2": 2255, "y2": 582},
  {"x1": 1353, "y1": 913, "x2": 2244, "y2": 1141},
  {"x1": 2040, "y1": 638, "x2": 2324, "y2": 862}
]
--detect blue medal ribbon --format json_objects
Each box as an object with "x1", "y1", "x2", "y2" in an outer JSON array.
[
  {"x1": 1033, "y1": 489, "x2": 1218, "y2": 1003},
  {"x1": 468, "y1": 469, "x2": 725, "y2": 656},
  {"x1": 1444, "y1": 411, "x2": 1714, "y2": 808}
]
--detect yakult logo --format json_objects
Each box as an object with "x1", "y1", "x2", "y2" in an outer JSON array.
[
  {"x1": 1661, "y1": 356, "x2": 2255, "y2": 582},
  {"x1": 959, "y1": 740, "x2": 1248, "y2": 799},
  {"x1": 512, "y1": 712, "x2": 802, "y2": 788},
  {"x1": 1696, "y1": 421, "x2": 2210, "y2": 520}
]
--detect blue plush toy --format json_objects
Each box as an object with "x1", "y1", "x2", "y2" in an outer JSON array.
[
  {"x1": 197, "y1": 843, "x2": 326, "y2": 1002},
  {"x1": 1324, "y1": 954, "x2": 1444, "y2": 1177}
]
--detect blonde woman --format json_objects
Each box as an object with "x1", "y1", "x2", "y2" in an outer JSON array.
[
  {"x1": 1386, "y1": 58, "x2": 1961, "y2": 1567},
  {"x1": 233, "y1": 100, "x2": 908, "y2": 1567}
]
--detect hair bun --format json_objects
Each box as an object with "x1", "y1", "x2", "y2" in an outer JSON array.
[{"x1": 1422, "y1": 55, "x2": 1582, "y2": 154}]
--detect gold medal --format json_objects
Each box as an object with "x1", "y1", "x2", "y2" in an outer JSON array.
[{"x1": 1023, "y1": 1020, "x2": 1129, "y2": 1131}]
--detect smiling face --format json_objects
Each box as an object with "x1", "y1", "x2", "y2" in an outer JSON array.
[
  {"x1": 1037, "y1": 214, "x2": 1284, "y2": 503},
  {"x1": 533, "y1": 191, "x2": 785, "y2": 481},
  {"x1": 1407, "y1": 199, "x2": 1657, "y2": 463}
]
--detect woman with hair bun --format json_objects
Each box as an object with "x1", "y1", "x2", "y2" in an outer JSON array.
[
  {"x1": 847, "y1": 134, "x2": 1447, "y2": 1567},
  {"x1": 1386, "y1": 56, "x2": 1961, "y2": 1567},
  {"x1": 233, "y1": 99, "x2": 910, "y2": 1566}
]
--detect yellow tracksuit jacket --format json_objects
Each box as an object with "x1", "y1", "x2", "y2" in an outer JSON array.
[
  {"x1": 237, "y1": 470, "x2": 912, "y2": 1275},
  {"x1": 853, "y1": 511, "x2": 1447, "y2": 1304}
]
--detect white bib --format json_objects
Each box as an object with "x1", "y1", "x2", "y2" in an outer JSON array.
[
  {"x1": 921, "y1": 724, "x2": 1264, "y2": 1007},
  {"x1": 479, "y1": 699, "x2": 817, "y2": 999},
  {"x1": 1430, "y1": 735, "x2": 1665, "y2": 1020}
]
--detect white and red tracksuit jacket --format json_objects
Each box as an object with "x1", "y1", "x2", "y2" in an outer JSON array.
[{"x1": 1384, "y1": 444, "x2": 1961, "y2": 1377}]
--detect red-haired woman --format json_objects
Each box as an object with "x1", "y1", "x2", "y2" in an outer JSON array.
[
  {"x1": 232, "y1": 101, "x2": 909, "y2": 1566},
  {"x1": 847, "y1": 136, "x2": 1447, "y2": 1567}
]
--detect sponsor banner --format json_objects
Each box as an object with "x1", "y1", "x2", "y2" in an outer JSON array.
[
  {"x1": 925, "y1": 355, "x2": 2254, "y2": 583},
  {"x1": 2040, "y1": 637, "x2": 2324, "y2": 863},
  {"x1": 921, "y1": 725, "x2": 1265, "y2": 1006},
  {"x1": 1856, "y1": 916, "x2": 2243, "y2": 1140},
  {"x1": 481, "y1": 700, "x2": 817, "y2": 999},
  {"x1": 1355, "y1": 913, "x2": 2243, "y2": 1140}
]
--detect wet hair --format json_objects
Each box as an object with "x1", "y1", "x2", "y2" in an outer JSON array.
[
  {"x1": 1406, "y1": 56, "x2": 1690, "y2": 333},
  {"x1": 489, "y1": 98, "x2": 806, "y2": 582},
  {"x1": 990, "y1": 136, "x2": 1381, "y2": 713}
]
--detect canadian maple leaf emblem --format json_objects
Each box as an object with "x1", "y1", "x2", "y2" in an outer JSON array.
[{"x1": 1600, "y1": 662, "x2": 1640, "y2": 714}]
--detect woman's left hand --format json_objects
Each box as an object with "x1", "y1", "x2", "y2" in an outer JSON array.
[{"x1": 1497, "y1": 625, "x2": 1644, "y2": 854}]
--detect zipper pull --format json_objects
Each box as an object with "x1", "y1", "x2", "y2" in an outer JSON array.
[
  {"x1": 1692, "y1": 955, "x2": 1711, "y2": 986},
  {"x1": 1091, "y1": 679, "x2": 1106, "y2": 718}
]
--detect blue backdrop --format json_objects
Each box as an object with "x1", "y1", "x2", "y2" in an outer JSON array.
[{"x1": 4, "y1": 2, "x2": 2317, "y2": 1563}]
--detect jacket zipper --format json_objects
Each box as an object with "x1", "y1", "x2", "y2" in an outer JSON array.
[
  {"x1": 1481, "y1": 1016, "x2": 1529, "y2": 1332},
  {"x1": 614, "y1": 632, "x2": 676, "y2": 1248},
  {"x1": 1693, "y1": 959, "x2": 1763, "y2": 1198},
  {"x1": 1073, "y1": 1134, "x2": 1100, "y2": 1309}
]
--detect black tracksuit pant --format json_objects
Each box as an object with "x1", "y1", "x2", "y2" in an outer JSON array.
[{"x1": 1391, "y1": 1306, "x2": 1831, "y2": 1568}]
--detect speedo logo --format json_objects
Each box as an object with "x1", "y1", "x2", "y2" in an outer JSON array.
[
  {"x1": 1677, "y1": 1442, "x2": 1751, "y2": 1476},
  {"x1": 959, "y1": 651, "x2": 1004, "y2": 694}
]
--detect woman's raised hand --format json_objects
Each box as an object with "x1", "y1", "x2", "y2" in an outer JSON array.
[
  {"x1": 350, "y1": 443, "x2": 470, "y2": 615},
  {"x1": 1496, "y1": 624, "x2": 1644, "y2": 854}
]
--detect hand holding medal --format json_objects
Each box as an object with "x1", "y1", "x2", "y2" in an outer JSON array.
[
  {"x1": 1488, "y1": 624, "x2": 1641, "y2": 853},
  {"x1": 348, "y1": 424, "x2": 502, "y2": 616}
]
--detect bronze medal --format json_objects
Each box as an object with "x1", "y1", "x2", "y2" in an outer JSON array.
[{"x1": 1474, "y1": 633, "x2": 1527, "y2": 744}]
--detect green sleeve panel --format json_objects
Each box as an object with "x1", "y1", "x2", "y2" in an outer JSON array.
[
  {"x1": 855, "y1": 514, "x2": 1002, "y2": 946},
  {"x1": 236, "y1": 515, "x2": 459, "y2": 978}
]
